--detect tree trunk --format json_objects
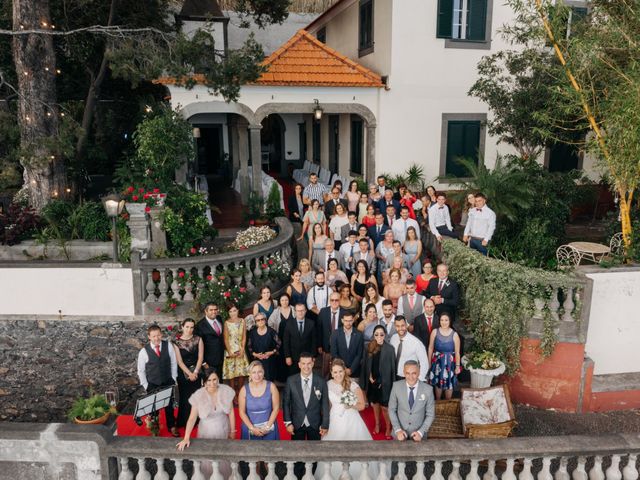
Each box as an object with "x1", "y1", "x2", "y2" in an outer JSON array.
[
  {"x1": 12, "y1": 0, "x2": 66, "y2": 211},
  {"x1": 619, "y1": 188, "x2": 633, "y2": 249},
  {"x1": 74, "y1": 0, "x2": 116, "y2": 168}
]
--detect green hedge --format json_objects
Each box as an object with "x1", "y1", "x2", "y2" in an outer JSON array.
[{"x1": 442, "y1": 238, "x2": 582, "y2": 373}]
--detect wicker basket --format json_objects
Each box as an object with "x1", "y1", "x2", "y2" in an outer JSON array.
[
  {"x1": 429, "y1": 400, "x2": 465, "y2": 439},
  {"x1": 461, "y1": 384, "x2": 517, "y2": 439}
]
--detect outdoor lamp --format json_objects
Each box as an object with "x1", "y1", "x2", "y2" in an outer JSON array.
[
  {"x1": 313, "y1": 99, "x2": 323, "y2": 121},
  {"x1": 192, "y1": 127, "x2": 201, "y2": 138},
  {"x1": 101, "y1": 194, "x2": 125, "y2": 262}
]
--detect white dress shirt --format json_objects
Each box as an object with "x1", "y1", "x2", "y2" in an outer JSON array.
[
  {"x1": 339, "y1": 241, "x2": 358, "y2": 270},
  {"x1": 306, "y1": 285, "x2": 332, "y2": 310},
  {"x1": 391, "y1": 217, "x2": 421, "y2": 244},
  {"x1": 389, "y1": 332, "x2": 429, "y2": 381},
  {"x1": 137, "y1": 341, "x2": 178, "y2": 390},
  {"x1": 396, "y1": 293, "x2": 424, "y2": 320},
  {"x1": 428, "y1": 204, "x2": 453, "y2": 236},
  {"x1": 464, "y1": 205, "x2": 497, "y2": 241}
]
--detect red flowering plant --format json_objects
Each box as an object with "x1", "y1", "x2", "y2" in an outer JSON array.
[
  {"x1": 122, "y1": 186, "x2": 160, "y2": 213},
  {"x1": 159, "y1": 297, "x2": 182, "y2": 315},
  {"x1": 160, "y1": 318, "x2": 182, "y2": 336},
  {"x1": 196, "y1": 270, "x2": 249, "y2": 319}
]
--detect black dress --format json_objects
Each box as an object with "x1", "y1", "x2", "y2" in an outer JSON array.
[
  {"x1": 362, "y1": 342, "x2": 396, "y2": 407},
  {"x1": 247, "y1": 327, "x2": 281, "y2": 381},
  {"x1": 174, "y1": 335, "x2": 202, "y2": 428},
  {"x1": 366, "y1": 350, "x2": 383, "y2": 404},
  {"x1": 276, "y1": 310, "x2": 293, "y2": 382}
]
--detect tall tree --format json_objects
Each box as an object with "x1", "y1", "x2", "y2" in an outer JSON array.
[{"x1": 12, "y1": 0, "x2": 67, "y2": 210}]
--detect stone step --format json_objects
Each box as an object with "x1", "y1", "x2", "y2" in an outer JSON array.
[{"x1": 591, "y1": 372, "x2": 640, "y2": 393}]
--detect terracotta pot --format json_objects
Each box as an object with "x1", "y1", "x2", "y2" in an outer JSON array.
[{"x1": 73, "y1": 412, "x2": 110, "y2": 425}]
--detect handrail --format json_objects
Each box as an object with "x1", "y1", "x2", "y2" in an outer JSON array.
[{"x1": 138, "y1": 217, "x2": 293, "y2": 269}]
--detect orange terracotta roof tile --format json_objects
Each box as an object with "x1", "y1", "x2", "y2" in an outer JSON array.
[
  {"x1": 254, "y1": 30, "x2": 383, "y2": 87},
  {"x1": 155, "y1": 29, "x2": 383, "y2": 88}
]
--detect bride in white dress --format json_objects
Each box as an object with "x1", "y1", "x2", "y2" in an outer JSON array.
[{"x1": 318, "y1": 359, "x2": 378, "y2": 478}]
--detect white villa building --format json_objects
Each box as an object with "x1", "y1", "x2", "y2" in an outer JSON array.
[{"x1": 162, "y1": 0, "x2": 597, "y2": 197}]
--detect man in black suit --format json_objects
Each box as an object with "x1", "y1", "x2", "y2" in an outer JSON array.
[
  {"x1": 412, "y1": 298, "x2": 440, "y2": 349},
  {"x1": 283, "y1": 352, "x2": 330, "y2": 478},
  {"x1": 384, "y1": 204, "x2": 399, "y2": 228},
  {"x1": 324, "y1": 187, "x2": 348, "y2": 218},
  {"x1": 329, "y1": 311, "x2": 364, "y2": 378},
  {"x1": 377, "y1": 188, "x2": 401, "y2": 218},
  {"x1": 368, "y1": 213, "x2": 390, "y2": 247},
  {"x1": 426, "y1": 263, "x2": 460, "y2": 324},
  {"x1": 284, "y1": 303, "x2": 318, "y2": 375},
  {"x1": 317, "y1": 292, "x2": 345, "y2": 377},
  {"x1": 194, "y1": 302, "x2": 225, "y2": 380}
]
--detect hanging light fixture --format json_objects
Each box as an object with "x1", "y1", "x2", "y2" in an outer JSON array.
[
  {"x1": 192, "y1": 127, "x2": 201, "y2": 138},
  {"x1": 313, "y1": 99, "x2": 323, "y2": 121}
]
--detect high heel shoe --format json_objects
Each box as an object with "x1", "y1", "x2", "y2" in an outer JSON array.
[{"x1": 373, "y1": 423, "x2": 381, "y2": 435}]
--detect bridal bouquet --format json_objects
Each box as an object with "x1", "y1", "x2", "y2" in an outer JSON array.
[{"x1": 340, "y1": 390, "x2": 357, "y2": 408}]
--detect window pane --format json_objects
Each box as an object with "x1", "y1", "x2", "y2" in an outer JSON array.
[
  {"x1": 453, "y1": 0, "x2": 464, "y2": 39},
  {"x1": 446, "y1": 121, "x2": 481, "y2": 177},
  {"x1": 467, "y1": 0, "x2": 487, "y2": 41},
  {"x1": 359, "y1": 0, "x2": 373, "y2": 50}
]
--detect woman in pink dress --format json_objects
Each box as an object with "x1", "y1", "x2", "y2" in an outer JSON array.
[{"x1": 345, "y1": 180, "x2": 361, "y2": 213}]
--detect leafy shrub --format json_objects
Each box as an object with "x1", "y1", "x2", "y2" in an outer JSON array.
[
  {"x1": 196, "y1": 273, "x2": 248, "y2": 319},
  {"x1": 74, "y1": 202, "x2": 112, "y2": 241},
  {"x1": 163, "y1": 185, "x2": 217, "y2": 256},
  {"x1": 67, "y1": 393, "x2": 114, "y2": 422},
  {"x1": 40, "y1": 200, "x2": 111, "y2": 241},
  {"x1": 604, "y1": 207, "x2": 640, "y2": 263},
  {"x1": 0, "y1": 204, "x2": 41, "y2": 245},
  {"x1": 265, "y1": 181, "x2": 285, "y2": 221}
]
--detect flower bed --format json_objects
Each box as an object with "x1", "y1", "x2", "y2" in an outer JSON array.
[{"x1": 230, "y1": 226, "x2": 277, "y2": 250}]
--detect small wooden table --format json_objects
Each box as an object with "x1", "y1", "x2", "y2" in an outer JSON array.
[{"x1": 557, "y1": 241, "x2": 611, "y2": 266}]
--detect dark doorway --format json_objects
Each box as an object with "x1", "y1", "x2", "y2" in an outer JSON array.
[
  {"x1": 260, "y1": 114, "x2": 285, "y2": 174},
  {"x1": 329, "y1": 115, "x2": 340, "y2": 174},
  {"x1": 195, "y1": 125, "x2": 224, "y2": 175},
  {"x1": 548, "y1": 140, "x2": 582, "y2": 172}
]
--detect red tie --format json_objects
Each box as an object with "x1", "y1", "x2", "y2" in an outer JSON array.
[
  {"x1": 409, "y1": 295, "x2": 415, "y2": 310},
  {"x1": 154, "y1": 344, "x2": 161, "y2": 357},
  {"x1": 427, "y1": 316, "x2": 432, "y2": 332},
  {"x1": 212, "y1": 320, "x2": 221, "y2": 335}
]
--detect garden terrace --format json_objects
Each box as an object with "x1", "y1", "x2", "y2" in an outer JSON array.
[{"x1": 133, "y1": 217, "x2": 294, "y2": 315}]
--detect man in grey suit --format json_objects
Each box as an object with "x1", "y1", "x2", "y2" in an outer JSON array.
[
  {"x1": 353, "y1": 238, "x2": 376, "y2": 273},
  {"x1": 388, "y1": 360, "x2": 435, "y2": 442},
  {"x1": 312, "y1": 239, "x2": 339, "y2": 272},
  {"x1": 397, "y1": 279, "x2": 425, "y2": 327}
]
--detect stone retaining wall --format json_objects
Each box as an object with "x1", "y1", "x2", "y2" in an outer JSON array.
[{"x1": 0, "y1": 315, "x2": 153, "y2": 422}]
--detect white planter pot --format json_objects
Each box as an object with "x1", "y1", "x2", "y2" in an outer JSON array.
[
  {"x1": 462, "y1": 356, "x2": 506, "y2": 389},
  {"x1": 126, "y1": 203, "x2": 147, "y2": 216}
]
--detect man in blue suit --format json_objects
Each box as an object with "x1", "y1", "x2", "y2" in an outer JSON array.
[
  {"x1": 329, "y1": 310, "x2": 364, "y2": 378},
  {"x1": 377, "y1": 188, "x2": 401, "y2": 218},
  {"x1": 368, "y1": 213, "x2": 390, "y2": 247}
]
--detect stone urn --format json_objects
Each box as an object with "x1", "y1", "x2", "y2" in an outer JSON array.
[
  {"x1": 126, "y1": 202, "x2": 148, "y2": 216},
  {"x1": 73, "y1": 411, "x2": 111, "y2": 425},
  {"x1": 462, "y1": 356, "x2": 506, "y2": 389}
]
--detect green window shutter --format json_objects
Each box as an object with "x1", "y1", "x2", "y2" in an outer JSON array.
[
  {"x1": 437, "y1": 0, "x2": 454, "y2": 39},
  {"x1": 467, "y1": 0, "x2": 487, "y2": 41},
  {"x1": 446, "y1": 121, "x2": 481, "y2": 177}
]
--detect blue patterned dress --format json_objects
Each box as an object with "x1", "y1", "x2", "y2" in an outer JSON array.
[{"x1": 428, "y1": 329, "x2": 457, "y2": 390}]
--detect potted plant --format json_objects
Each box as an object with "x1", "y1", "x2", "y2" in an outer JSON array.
[
  {"x1": 461, "y1": 350, "x2": 506, "y2": 388},
  {"x1": 67, "y1": 393, "x2": 116, "y2": 425}
]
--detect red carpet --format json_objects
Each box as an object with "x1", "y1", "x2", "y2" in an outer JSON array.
[{"x1": 116, "y1": 406, "x2": 391, "y2": 440}]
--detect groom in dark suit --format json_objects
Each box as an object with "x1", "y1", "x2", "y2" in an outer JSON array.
[
  {"x1": 329, "y1": 311, "x2": 364, "y2": 378},
  {"x1": 283, "y1": 352, "x2": 330, "y2": 478},
  {"x1": 283, "y1": 303, "x2": 318, "y2": 375},
  {"x1": 194, "y1": 302, "x2": 225, "y2": 380}
]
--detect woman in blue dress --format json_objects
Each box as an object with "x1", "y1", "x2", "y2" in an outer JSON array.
[
  {"x1": 252, "y1": 286, "x2": 275, "y2": 319},
  {"x1": 427, "y1": 313, "x2": 461, "y2": 400},
  {"x1": 403, "y1": 226, "x2": 423, "y2": 278},
  {"x1": 286, "y1": 269, "x2": 308, "y2": 307},
  {"x1": 238, "y1": 361, "x2": 280, "y2": 440}
]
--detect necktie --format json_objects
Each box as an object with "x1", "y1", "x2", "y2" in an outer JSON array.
[
  {"x1": 154, "y1": 344, "x2": 161, "y2": 357},
  {"x1": 438, "y1": 280, "x2": 444, "y2": 294},
  {"x1": 377, "y1": 226, "x2": 381, "y2": 235},
  {"x1": 303, "y1": 378, "x2": 311, "y2": 406},
  {"x1": 298, "y1": 321, "x2": 304, "y2": 334},
  {"x1": 409, "y1": 295, "x2": 415, "y2": 310},
  {"x1": 332, "y1": 311, "x2": 337, "y2": 331},
  {"x1": 396, "y1": 337, "x2": 404, "y2": 363},
  {"x1": 427, "y1": 316, "x2": 432, "y2": 332},
  {"x1": 389, "y1": 217, "x2": 393, "y2": 226},
  {"x1": 408, "y1": 386, "x2": 415, "y2": 409},
  {"x1": 212, "y1": 320, "x2": 221, "y2": 336}
]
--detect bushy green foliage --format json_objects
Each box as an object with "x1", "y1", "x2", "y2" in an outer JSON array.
[
  {"x1": 442, "y1": 238, "x2": 583, "y2": 373},
  {"x1": 604, "y1": 206, "x2": 640, "y2": 263},
  {"x1": 40, "y1": 200, "x2": 111, "y2": 241},
  {"x1": 163, "y1": 186, "x2": 217, "y2": 257},
  {"x1": 67, "y1": 393, "x2": 113, "y2": 422},
  {"x1": 265, "y1": 182, "x2": 285, "y2": 221}
]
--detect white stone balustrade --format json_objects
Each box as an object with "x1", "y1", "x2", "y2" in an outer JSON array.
[{"x1": 107, "y1": 434, "x2": 640, "y2": 480}]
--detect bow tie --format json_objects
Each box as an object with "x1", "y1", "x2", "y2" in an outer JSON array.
[
  {"x1": 476, "y1": 208, "x2": 482, "y2": 212},
  {"x1": 438, "y1": 207, "x2": 444, "y2": 210},
  {"x1": 317, "y1": 287, "x2": 324, "y2": 290}
]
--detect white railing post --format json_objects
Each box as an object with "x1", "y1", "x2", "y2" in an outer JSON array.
[{"x1": 623, "y1": 454, "x2": 638, "y2": 480}]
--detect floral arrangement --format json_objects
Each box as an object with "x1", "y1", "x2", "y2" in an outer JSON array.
[
  {"x1": 340, "y1": 390, "x2": 357, "y2": 408},
  {"x1": 462, "y1": 350, "x2": 503, "y2": 370},
  {"x1": 186, "y1": 246, "x2": 212, "y2": 256},
  {"x1": 123, "y1": 186, "x2": 165, "y2": 212},
  {"x1": 196, "y1": 273, "x2": 248, "y2": 319},
  {"x1": 258, "y1": 252, "x2": 291, "y2": 280},
  {"x1": 230, "y1": 226, "x2": 276, "y2": 250}
]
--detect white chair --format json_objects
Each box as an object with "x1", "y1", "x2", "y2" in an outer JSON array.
[
  {"x1": 319, "y1": 167, "x2": 331, "y2": 185},
  {"x1": 310, "y1": 163, "x2": 320, "y2": 175},
  {"x1": 293, "y1": 160, "x2": 311, "y2": 183},
  {"x1": 329, "y1": 173, "x2": 341, "y2": 187}
]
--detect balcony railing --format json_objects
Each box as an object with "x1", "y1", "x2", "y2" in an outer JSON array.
[
  {"x1": 106, "y1": 434, "x2": 640, "y2": 480},
  {"x1": 130, "y1": 217, "x2": 293, "y2": 314}
]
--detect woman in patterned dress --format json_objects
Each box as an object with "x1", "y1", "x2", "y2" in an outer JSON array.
[
  {"x1": 222, "y1": 304, "x2": 249, "y2": 402},
  {"x1": 427, "y1": 313, "x2": 461, "y2": 400}
]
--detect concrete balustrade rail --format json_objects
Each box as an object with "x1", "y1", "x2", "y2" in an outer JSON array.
[{"x1": 1, "y1": 422, "x2": 639, "y2": 480}]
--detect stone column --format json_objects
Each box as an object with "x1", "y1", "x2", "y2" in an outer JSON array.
[
  {"x1": 238, "y1": 119, "x2": 250, "y2": 202},
  {"x1": 148, "y1": 206, "x2": 167, "y2": 257},
  {"x1": 126, "y1": 206, "x2": 150, "y2": 257},
  {"x1": 339, "y1": 113, "x2": 352, "y2": 178},
  {"x1": 366, "y1": 124, "x2": 377, "y2": 183},
  {"x1": 320, "y1": 114, "x2": 329, "y2": 170},
  {"x1": 249, "y1": 124, "x2": 263, "y2": 199},
  {"x1": 230, "y1": 117, "x2": 240, "y2": 183}
]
